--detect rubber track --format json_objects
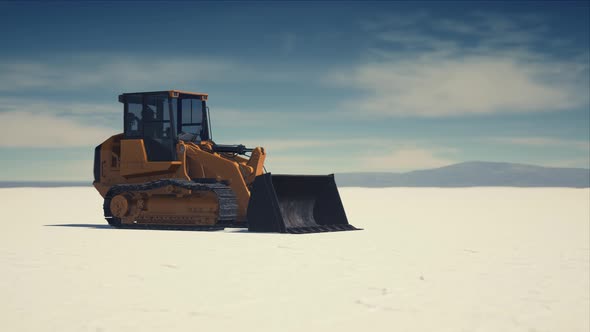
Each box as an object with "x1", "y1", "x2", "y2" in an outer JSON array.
[{"x1": 103, "y1": 178, "x2": 242, "y2": 230}]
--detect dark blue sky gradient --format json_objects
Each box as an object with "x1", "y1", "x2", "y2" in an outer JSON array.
[{"x1": 1, "y1": 2, "x2": 588, "y2": 59}]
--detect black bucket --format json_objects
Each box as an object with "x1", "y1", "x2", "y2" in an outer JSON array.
[{"x1": 247, "y1": 173, "x2": 359, "y2": 233}]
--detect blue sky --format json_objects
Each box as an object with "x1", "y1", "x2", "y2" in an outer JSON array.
[{"x1": 0, "y1": 1, "x2": 588, "y2": 181}]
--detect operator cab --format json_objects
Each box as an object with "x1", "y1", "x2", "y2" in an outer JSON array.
[{"x1": 119, "y1": 90, "x2": 211, "y2": 161}]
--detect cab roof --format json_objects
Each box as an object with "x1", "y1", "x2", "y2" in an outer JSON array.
[{"x1": 118, "y1": 90, "x2": 208, "y2": 102}]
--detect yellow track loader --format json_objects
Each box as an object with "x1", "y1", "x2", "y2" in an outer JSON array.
[{"x1": 93, "y1": 90, "x2": 357, "y2": 233}]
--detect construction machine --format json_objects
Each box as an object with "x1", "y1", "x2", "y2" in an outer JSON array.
[{"x1": 93, "y1": 90, "x2": 357, "y2": 233}]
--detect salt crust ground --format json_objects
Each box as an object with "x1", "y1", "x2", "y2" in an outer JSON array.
[{"x1": 0, "y1": 187, "x2": 588, "y2": 332}]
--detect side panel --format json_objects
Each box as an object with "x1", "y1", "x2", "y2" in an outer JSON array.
[
  {"x1": 93, "y1": 134, "x2": 190, "y2": 198},
  {"x1": 120, "y1": 139, "x2": 183, "y2": 178},
  {"x1": 93, "y1": 144, "x2": 102, "y2": 183},
  {"x1": 94, "y1": 134, "x2": 125, "y2": 197}
]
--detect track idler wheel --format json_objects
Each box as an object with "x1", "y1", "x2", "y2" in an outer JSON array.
[
  {"x1": 109, "y1": 193, "x2": 140, "y2": 222},
  {"x1": 110, "y1": 194, "x2": 130, "y2": 218}
]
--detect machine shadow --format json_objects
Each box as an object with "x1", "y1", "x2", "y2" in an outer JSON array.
[
  {"x1": 44, "y1": 224, "x2": 255, "y2": 233},
  {"x1": 45, "y1": 224, "x2": 114, "y2": 230},
  {"x1": 43, "y1": 224, "x2": 354, "y2": 234}
]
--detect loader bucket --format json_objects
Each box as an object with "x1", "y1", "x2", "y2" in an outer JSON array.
[{"x1": 247, "y1": 173, "x2": 359, "y2": 233}]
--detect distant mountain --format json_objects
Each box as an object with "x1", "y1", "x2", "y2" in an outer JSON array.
[
  {"x1": 336, "y1": 161, "x2": 590, "y2": 188},
  {"x1": 1, "y1": 162, "x2": 588, "y2": 188}
]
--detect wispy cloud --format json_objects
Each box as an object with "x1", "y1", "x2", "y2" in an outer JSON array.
[
  {"x1": 0, "y1": 112, "x2": 116, "y2": 147},
  {"x1": 362, "y1": 12, "x2": 549, "y2": 52},
  {"x1": 238, "y1": 138, "x2": 458, "y2": 173},
  {"x1": 543, "y1": 158, "x2": 590, "y2": 169},
  {"x1": 263, "y1": 155, "x2": 353, "y2": 174},
  {"x1": 0, "y1": 55, "x2": 319, "y2": 94},
  {"x1": 491, "y1": 136, "x2": 590, "y2": 151},
  {"x1": 0, "y1": 55, "x2": 238, "y2": 92},
  {"x1": 362, "y1": 147, "x2": 457, "y2": 172},
  {"x1": 328, "y1": 12, "x2": 589, "y2": 117},
  {"x1": 0, "y1": 97, "x2": 118, "y2": 115},
  {"x1": 212, "y1": 107, "x2": 336, "y2": 129},
  {"x1": 239, "y1": 137, "x2": 400, "y2": 152},
  {"x1": 0, "y1": 97, "x2": 120, "y2": 131}
]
